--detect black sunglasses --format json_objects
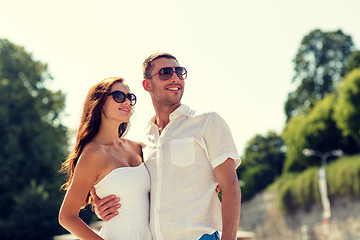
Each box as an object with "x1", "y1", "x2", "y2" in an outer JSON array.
[
  {"x1": 108, "y1": 90, "x2": 137, "y2": 106},
  {"x1": 147, "y1": 67, "x2": 187, "y2": 80}
]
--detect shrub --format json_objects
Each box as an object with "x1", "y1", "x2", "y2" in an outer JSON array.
[{"x1": 276, "y1": 154, "x2": 360, "y2": 214}]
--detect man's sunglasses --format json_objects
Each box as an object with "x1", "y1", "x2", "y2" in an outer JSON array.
[
  {"x1": 147, "y1": 67, "x2": 187, "y2": 80},
  {"x1": 108, "y1": 90, "x2": 137, "y2": 106}
]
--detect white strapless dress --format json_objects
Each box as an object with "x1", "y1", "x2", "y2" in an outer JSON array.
[{"x1": 94, "y1": 163, "x2": 152, "y2": 240}]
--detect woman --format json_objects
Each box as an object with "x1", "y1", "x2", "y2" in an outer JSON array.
[{"x1": 59, "y1": 77, "x2": 152, "y2": 240}]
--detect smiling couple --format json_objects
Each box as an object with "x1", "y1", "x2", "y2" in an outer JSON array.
[{"x1": 59, "y1": 52, "x2": 241, "y2": 240}]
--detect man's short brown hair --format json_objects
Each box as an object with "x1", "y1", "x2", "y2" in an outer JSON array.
[{"x1": 143, "y1": 53, "x2": 178, "y2": 79}]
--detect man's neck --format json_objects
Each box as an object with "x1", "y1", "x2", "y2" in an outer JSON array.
[{"x1": 154, "y1": 103, "x2": 181, "y2": 133}]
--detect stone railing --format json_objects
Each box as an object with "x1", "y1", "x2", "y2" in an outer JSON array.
[{"x1": 54, "y1": 221, "x2": 255, "y2": 240}]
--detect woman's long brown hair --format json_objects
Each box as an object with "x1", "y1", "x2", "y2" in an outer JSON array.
[{"x1": 60, "y1": 77, "x2": 129, "y2": 208}]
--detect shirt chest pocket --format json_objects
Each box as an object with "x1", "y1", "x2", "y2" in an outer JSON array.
[{"x1": 170, "y1": 137, "x2": 196, "y2": 167}]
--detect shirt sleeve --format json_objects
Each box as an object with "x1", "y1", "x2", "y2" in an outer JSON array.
[{"x1": 202, "y1": 112, "x2": 241, "y2": 169}]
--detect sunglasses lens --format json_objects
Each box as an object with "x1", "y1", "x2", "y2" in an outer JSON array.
[
  {"x1": 128, "y1": 93, "x2": 137, "y2": 106},
  {"x1": 112, "y1": 91, "x2": 126, "y2": 103},
  {"x1": 159, "y1": 67, "x2": 174, "y2": 80},
  {"x1": 158, "y1": 67, "x2": 187, "y2": 80},
  {"x1": 175, "y1": 67, "x2": 187, "y2": 80}
]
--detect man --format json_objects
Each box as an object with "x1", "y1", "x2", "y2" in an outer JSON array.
[{"x1": 91, "y1": 53, "x2": 241, "y2": 240}]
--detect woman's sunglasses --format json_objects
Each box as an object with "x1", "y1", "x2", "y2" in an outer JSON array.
[
  {"x1": 108, "y1": 91, "x2": 137, "y2": 106},
  {"x1": 147, "y1": 67, "x2": 187, "y2": 80}
]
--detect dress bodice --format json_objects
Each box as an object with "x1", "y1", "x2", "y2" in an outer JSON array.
[{"x1": 94, "y1": 163, "x2": 152, "y2": 240}]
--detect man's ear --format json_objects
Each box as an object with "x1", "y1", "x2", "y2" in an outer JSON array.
[{"x1": 142, "y1": 79, "x2": 151, "y2": 92}]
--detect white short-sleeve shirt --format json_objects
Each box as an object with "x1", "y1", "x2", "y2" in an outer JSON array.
[{"x1": 142, "y1": 104, "x2": 241, "y2": 240}]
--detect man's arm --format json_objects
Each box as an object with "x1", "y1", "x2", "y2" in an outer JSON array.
[
  {"x1": 90, "y1": 188, "x2": 121, "y2": 221},
  {"x1": 214, "y1": 158, "x2": 241, "y2": 240}
]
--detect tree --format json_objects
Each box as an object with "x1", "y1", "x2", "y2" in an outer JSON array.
[
  {"x1": 344, "y1": 50, "x2": 360, "y2": 75},
  {"x1": 283, "y1": 94, "x2": 359, "y2": 173},
  {"x1": 237, "y1": 131, "x2": 285, "y2": 201},
  {"x1": 240, "y1": 131, "x2": 285, "y2": 176},
  {"x1": 240, "y1": 164, "x2": 274, "y2": 201},
  {"x1": 0, "y1": 39, "x2": 68, "y2": 239},
  {"x1": 334, "y1": 68, "x2": 360, "y2": 146},
  {"x1": 285, "y1": 29, "x2": 355, "y2": 121}
]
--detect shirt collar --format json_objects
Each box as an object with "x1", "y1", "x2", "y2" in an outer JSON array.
[
  {"x1": 147, "y1": 104, "x2": 193, "y2": 128},
  {"x1": 170, "y1": 104, "x2": 192, "y2": 118}
]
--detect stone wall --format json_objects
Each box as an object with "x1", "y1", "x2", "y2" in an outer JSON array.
[{"x1": 239, "y1": 191, "x2": 360, "y2": 240}]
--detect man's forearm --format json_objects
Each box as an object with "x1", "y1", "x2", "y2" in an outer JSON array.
[{"x1": 221, "y1": 182, "x2": 241, "y2": 240}]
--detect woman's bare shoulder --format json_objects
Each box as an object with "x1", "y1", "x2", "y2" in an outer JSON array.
[
  {"x1": 125, "y1": 139, "x2": 143, "y2": 149},
  {"x1": 78, "y1": 142, "x2": 108, "y2": 168},
  {"x1": 124, "y1": 139, "x2": 143, "y2": 160}
]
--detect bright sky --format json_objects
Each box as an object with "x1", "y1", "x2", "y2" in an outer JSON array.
[{"x1": 1, "y1": 0, "x2": 359, "y2": 155}]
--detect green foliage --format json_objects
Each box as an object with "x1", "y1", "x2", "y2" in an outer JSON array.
[
  {"x1": 2, "y1": 180, "x2": 64, "y2": 239},
  {"x1": 334, "y1": 68, "x2": 360, "y2": 145},
  {"x1": 240, "y1": 164, "x2": 274, "y2": 201},
  {"x1": 327, "y1": 155, "x2": 360, "y2": 199},
  {"x1": 277, "y1": 168, "x2": 319, "y2": 214},
  {"x1": 0, "y1": 39, "x2": 69, "y2": 239},
  {"x1": 282, "y1": 94, "x2": 358, "y2": 173},
  {"x1": 281, "y1": 115, "x2": 307, "y2": 172},
  {"x1": 344, "y1": 50, "x2": 360, "y2": 75},
  {"x1": 237, "y1": 131, "x2": 285, "y2": 201},
  {"x1": 277, "y1": 155, "x2": 360, "y2": 214},
  {"x1": 241, "y1": 132, "x2": 285, "y2": 175},
  {"x1": 285, "y1": 29, "x2": 354, "y2": 121}
]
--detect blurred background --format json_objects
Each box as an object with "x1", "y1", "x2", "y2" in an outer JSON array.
[{"x1": 1, "y1": 0, "x2": 359, "y2": 239}]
